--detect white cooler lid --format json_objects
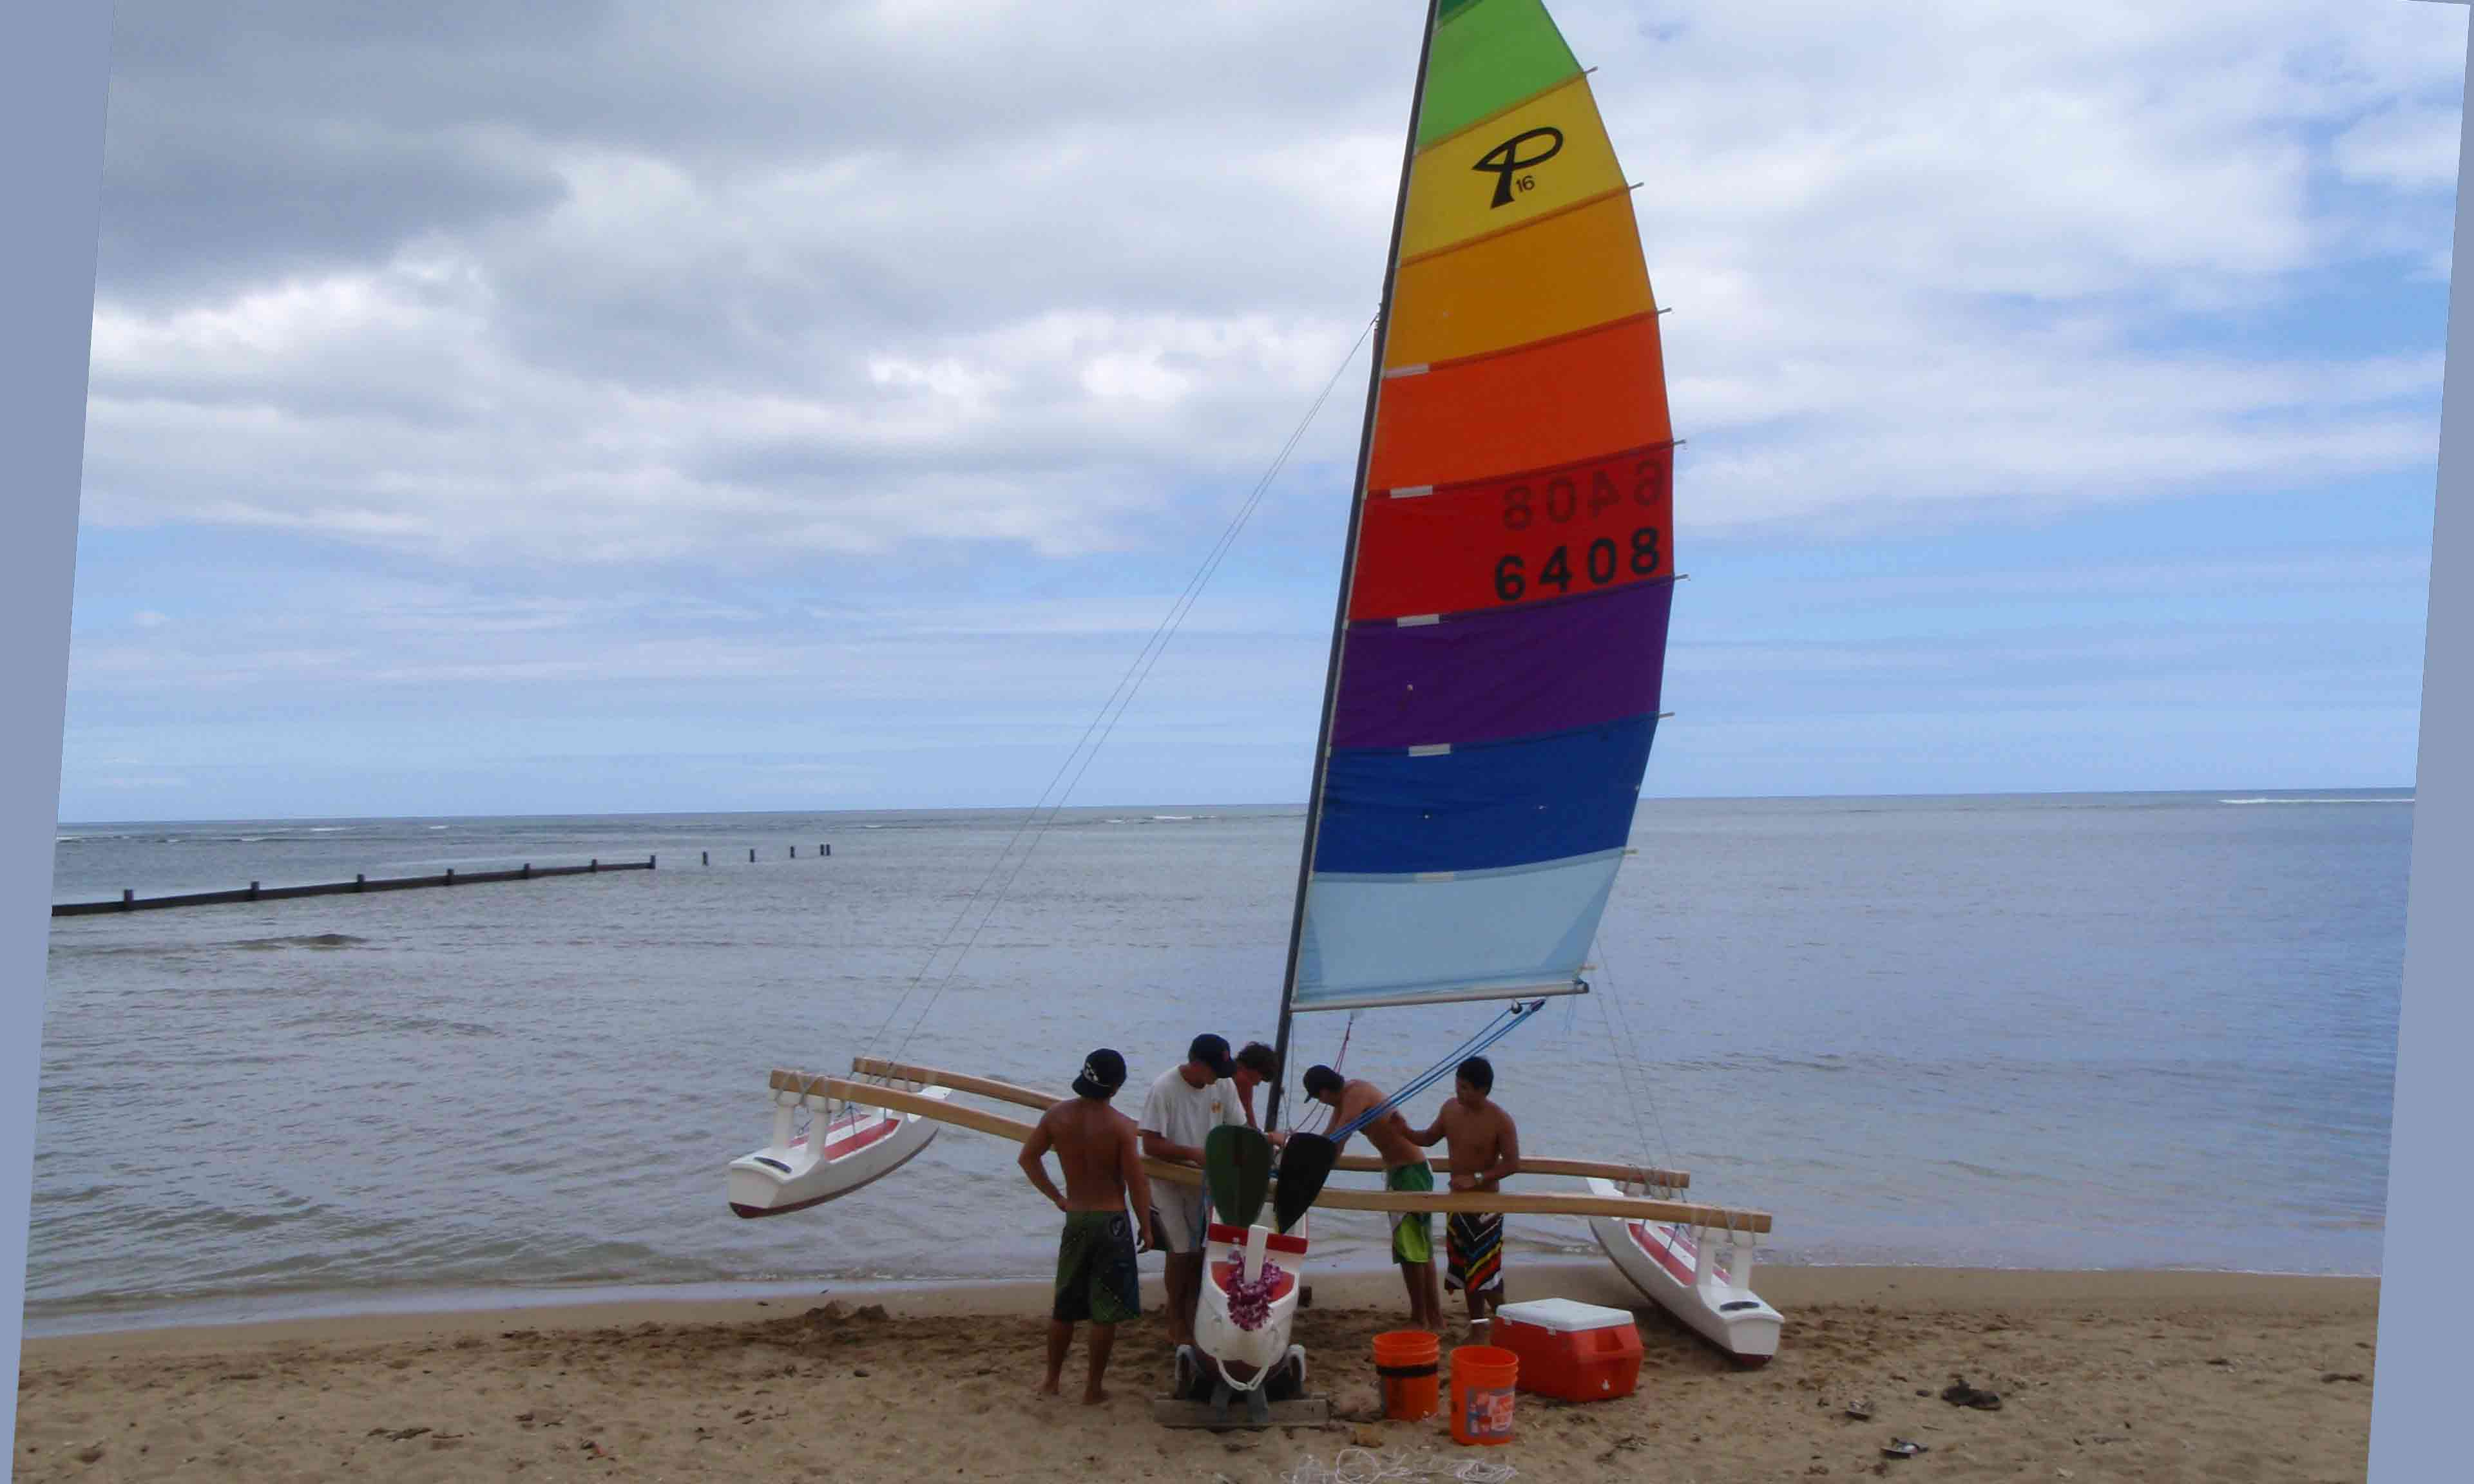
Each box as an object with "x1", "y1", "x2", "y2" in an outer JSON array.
[{"x1": 1494, "y1": 1297, "x2": 1636, "y2": 1333}]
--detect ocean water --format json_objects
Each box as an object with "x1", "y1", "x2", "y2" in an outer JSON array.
[{"x1": 34, "y1": 791, "x2": 2407, "y2": 1335}]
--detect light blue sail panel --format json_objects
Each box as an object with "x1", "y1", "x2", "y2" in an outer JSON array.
[{"x1": 1292, "y1": 849, "x2": 1624, "y2": 1012}]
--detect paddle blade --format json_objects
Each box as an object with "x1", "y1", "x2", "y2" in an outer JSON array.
[
  {"x1": 1233, "y1": 1128, "x2": 1271, "y2": 1228},
  {"x1": 1272, "y1": 1132, "x2": 1339, "y2": 1233},
  {"x1": 1205, "y1": 1125, "x2": 1272, "y2": 1229}
]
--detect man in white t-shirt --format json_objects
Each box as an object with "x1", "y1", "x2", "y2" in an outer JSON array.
[{"x1": 1138, "y1": 1032, "x2": 1245, "y2": 1349}]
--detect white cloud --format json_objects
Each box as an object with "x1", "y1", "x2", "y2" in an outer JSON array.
[
  {"x1": 74, "y1": 0, "x2": 2464, "y2": 575},
  {"x1": 2334, "y1": 102, "x2": 2464, "y2": 193}
]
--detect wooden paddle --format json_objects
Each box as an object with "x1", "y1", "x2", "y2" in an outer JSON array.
[
  {"x1": 1205, "y1": 1125, "x2": 1271, "y2": 1230},
  {"x1": 1272, "y1": 1131, "x2": 1339, "y2": 1233}
]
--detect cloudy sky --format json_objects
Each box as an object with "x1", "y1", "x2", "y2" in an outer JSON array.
[{"x1": 59, "y1": 0, "x2": 2466, "y2": 821}]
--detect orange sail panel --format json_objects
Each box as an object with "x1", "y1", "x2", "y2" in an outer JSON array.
[{"x1": 1366, "y1": 314, "x2": 1670, "y2": 493}]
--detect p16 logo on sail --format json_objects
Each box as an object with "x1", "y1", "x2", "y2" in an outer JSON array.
[{"x1": 1472, "y1": 127, "x2": 1564, "y2": 208}]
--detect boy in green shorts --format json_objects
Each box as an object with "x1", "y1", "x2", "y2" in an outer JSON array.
[
  {"x1": 1280, "y1": 1064, "x2": 1444, "y2": 1333},
  {"x1": 1019, "y1": 1049, "x2": 1156, "y2": 1403}
]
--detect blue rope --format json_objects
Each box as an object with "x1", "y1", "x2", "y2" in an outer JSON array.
[
  {"x1": 1331, "y1": 998, "x2": 1548, "y2": 1140},
  {"x1": 1330, "y1": 1007, "x2": 1517, "y2": 1137}
]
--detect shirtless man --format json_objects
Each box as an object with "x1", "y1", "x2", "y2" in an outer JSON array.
[
  {"x1": 1018, "y1": 1048, "x2": 1157, "y2": 1403},
  {"x1": 1407, "y1": 1056, "x2": 1520, "y2": 1331},
  {"x1": 1276, "y1": 1063, "x2": 1444, "y2": 1332}
]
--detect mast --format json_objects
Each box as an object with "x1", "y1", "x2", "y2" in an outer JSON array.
[{"x1": 1267, "y1": 0, "x2": 1443, "y2": 1136}]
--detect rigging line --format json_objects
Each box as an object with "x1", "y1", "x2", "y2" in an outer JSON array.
[
  {"x1": 1332, "y1": 1000, "x2": 1543, "y2": 1140},
  {"x1": 885, "y1": 316, "x2": 1373, "y2": 1058},
  {"x1": 1347, "y1": 1002, "x2": 1543, "y2": 1137},
  {"x1": 1586, "y1": 971, "x2": 1660, "y2": 1174},
  {"x1": 877, "y1": 316, "x2": 1380, "y2": 1065},
  {"x1": 855, "y1": 314, "x2": 1375, "y2": 1063},
  {"x1": 1576, "y1": 942, "x2": 1647, "y2": 1130},
  {"x1": 1276, "y1": 1008, "x2": 1364, "y2": 1139},
  {"x1": 1588, "y1": 933, "x2": 1680, "y2": 1181},
  {"x1": 858, "y1": 348, "x2": 1341, "y2": 1066}
]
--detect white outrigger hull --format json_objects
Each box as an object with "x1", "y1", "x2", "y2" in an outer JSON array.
[
  {"x1": 1192, "y1": 1221, "x2": 1309, "y2": 1393},
  {"x1": 727, "y1": 1085, "x2": 949, "y2": 1219},
  {"x1": 1586, "y1": 1176, "x2": 1782, "y2": 1365}
]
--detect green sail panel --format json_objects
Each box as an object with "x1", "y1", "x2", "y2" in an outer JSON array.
[{"x1": 1417, "y1": 0, "x2": 1583, "y2": 150}]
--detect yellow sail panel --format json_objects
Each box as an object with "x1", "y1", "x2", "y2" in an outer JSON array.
[
  {"x1": 1384, "y1": 190, "x2": 1654, "y2": 370},
  {"x1": 1398, "y1": 75, "x2": 1627, "y2": 266}
]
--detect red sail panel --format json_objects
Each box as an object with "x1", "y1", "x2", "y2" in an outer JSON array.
[{"x1": 1348, "y1": 443, "x2": 1671, "y2": 622}]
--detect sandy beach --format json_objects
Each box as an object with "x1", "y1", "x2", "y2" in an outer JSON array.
[{"x1": 15, "y1": 1263, "x2": 2375, "y2": 1482}]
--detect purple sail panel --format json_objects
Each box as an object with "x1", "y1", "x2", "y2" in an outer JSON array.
[{"x1": 1330, "y1": 578, "x2": 1672, "y2": 750}]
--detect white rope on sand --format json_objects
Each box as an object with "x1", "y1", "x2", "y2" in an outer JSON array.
[{"x1": 1279, "y1": 1447, "x2": 1515, "y2": 1484}]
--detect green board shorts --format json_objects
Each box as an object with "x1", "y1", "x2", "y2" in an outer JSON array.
[
  {"x1": 1386, "y1": 1163, "x2": 1435, "y2": 1265},
  {"x1": 1054, "y1": 1210, "x2": 1142, "y2": 1326}
]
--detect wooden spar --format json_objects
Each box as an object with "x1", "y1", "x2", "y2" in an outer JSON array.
[
  {"x1": 845, "y1": 1058, "x2": 1062, "y2": 1114},
  {"x1": 845, "y1": 1056, "x2": 1692, "y2": 1188},
  {"x1": 772, "y1": 1072, "x2": 1202, "y2": 1190},
  {"x1": 1477, "y1": 1156, "x2": 1691, "y2": 1188},
  {"x1": 1290, "y1": 1179, "x2": 1769, "y2": 1233},
  {"x1": 800, "y1": 1074, "x2": 1770, "y2": 1232}
]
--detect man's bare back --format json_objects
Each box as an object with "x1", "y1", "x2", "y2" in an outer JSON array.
[
  {"x1": 1024, "y1": 1097, "x2": 1154, "y2": 1219},
  {"x1": 1333, "y1": 1078, "x2": 1426, "y2": 1169}
]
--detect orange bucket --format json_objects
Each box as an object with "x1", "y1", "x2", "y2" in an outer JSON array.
[
  {"x1": 1447, "y1": 1344, "x2": 1520, "y2": 1446},
  {"x1": 1372, "y1": 1329, "x2": 1440, "y2": 1420}
]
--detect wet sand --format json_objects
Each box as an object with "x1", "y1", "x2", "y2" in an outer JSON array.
[{"x1": 15, "y1": 1264, "x2": 2377, "y2": 1481}]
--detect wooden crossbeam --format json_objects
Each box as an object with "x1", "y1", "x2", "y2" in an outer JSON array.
[
  {"x1": 787, "y1": 1072, "x2": 1770, "y2": 1233},
  {"x1": 843, "y1": 1056, "x2": 1691, "y2": 1189}
]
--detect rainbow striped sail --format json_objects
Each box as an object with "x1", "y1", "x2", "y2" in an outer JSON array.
[{"x1": 1280, "y1": 0, "x2": 1673, "y2": 1014}]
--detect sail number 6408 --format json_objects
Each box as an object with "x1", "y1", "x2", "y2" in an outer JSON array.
[{"x1": 1493, "y1": 529, "x2": 1661, "y2": 602}]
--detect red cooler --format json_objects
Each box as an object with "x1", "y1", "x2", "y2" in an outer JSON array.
[{"x1": 1490, "y1": 1298, "x2": 1644, "y2": 1402}]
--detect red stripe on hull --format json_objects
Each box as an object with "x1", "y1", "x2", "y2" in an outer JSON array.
[
  {"x1": 1628, "y1": 1220, "x2": 1697, "y2": 1288},
  {"x1": 822, "y1": 1112, "x2": 901, "y2": 1160}
]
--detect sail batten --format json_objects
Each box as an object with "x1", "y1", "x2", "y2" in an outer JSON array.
[
  {"x1": 1298, "y1": 981, "x2": 1587, "y2": 1016},
  {"x1": 1284, "y1": 0, "x2": 1675, "y2": 1017}
]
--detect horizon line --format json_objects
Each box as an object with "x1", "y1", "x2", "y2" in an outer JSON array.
[{"x1": 53, "y1": 783, "x2": 2419, "y2": 830}]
